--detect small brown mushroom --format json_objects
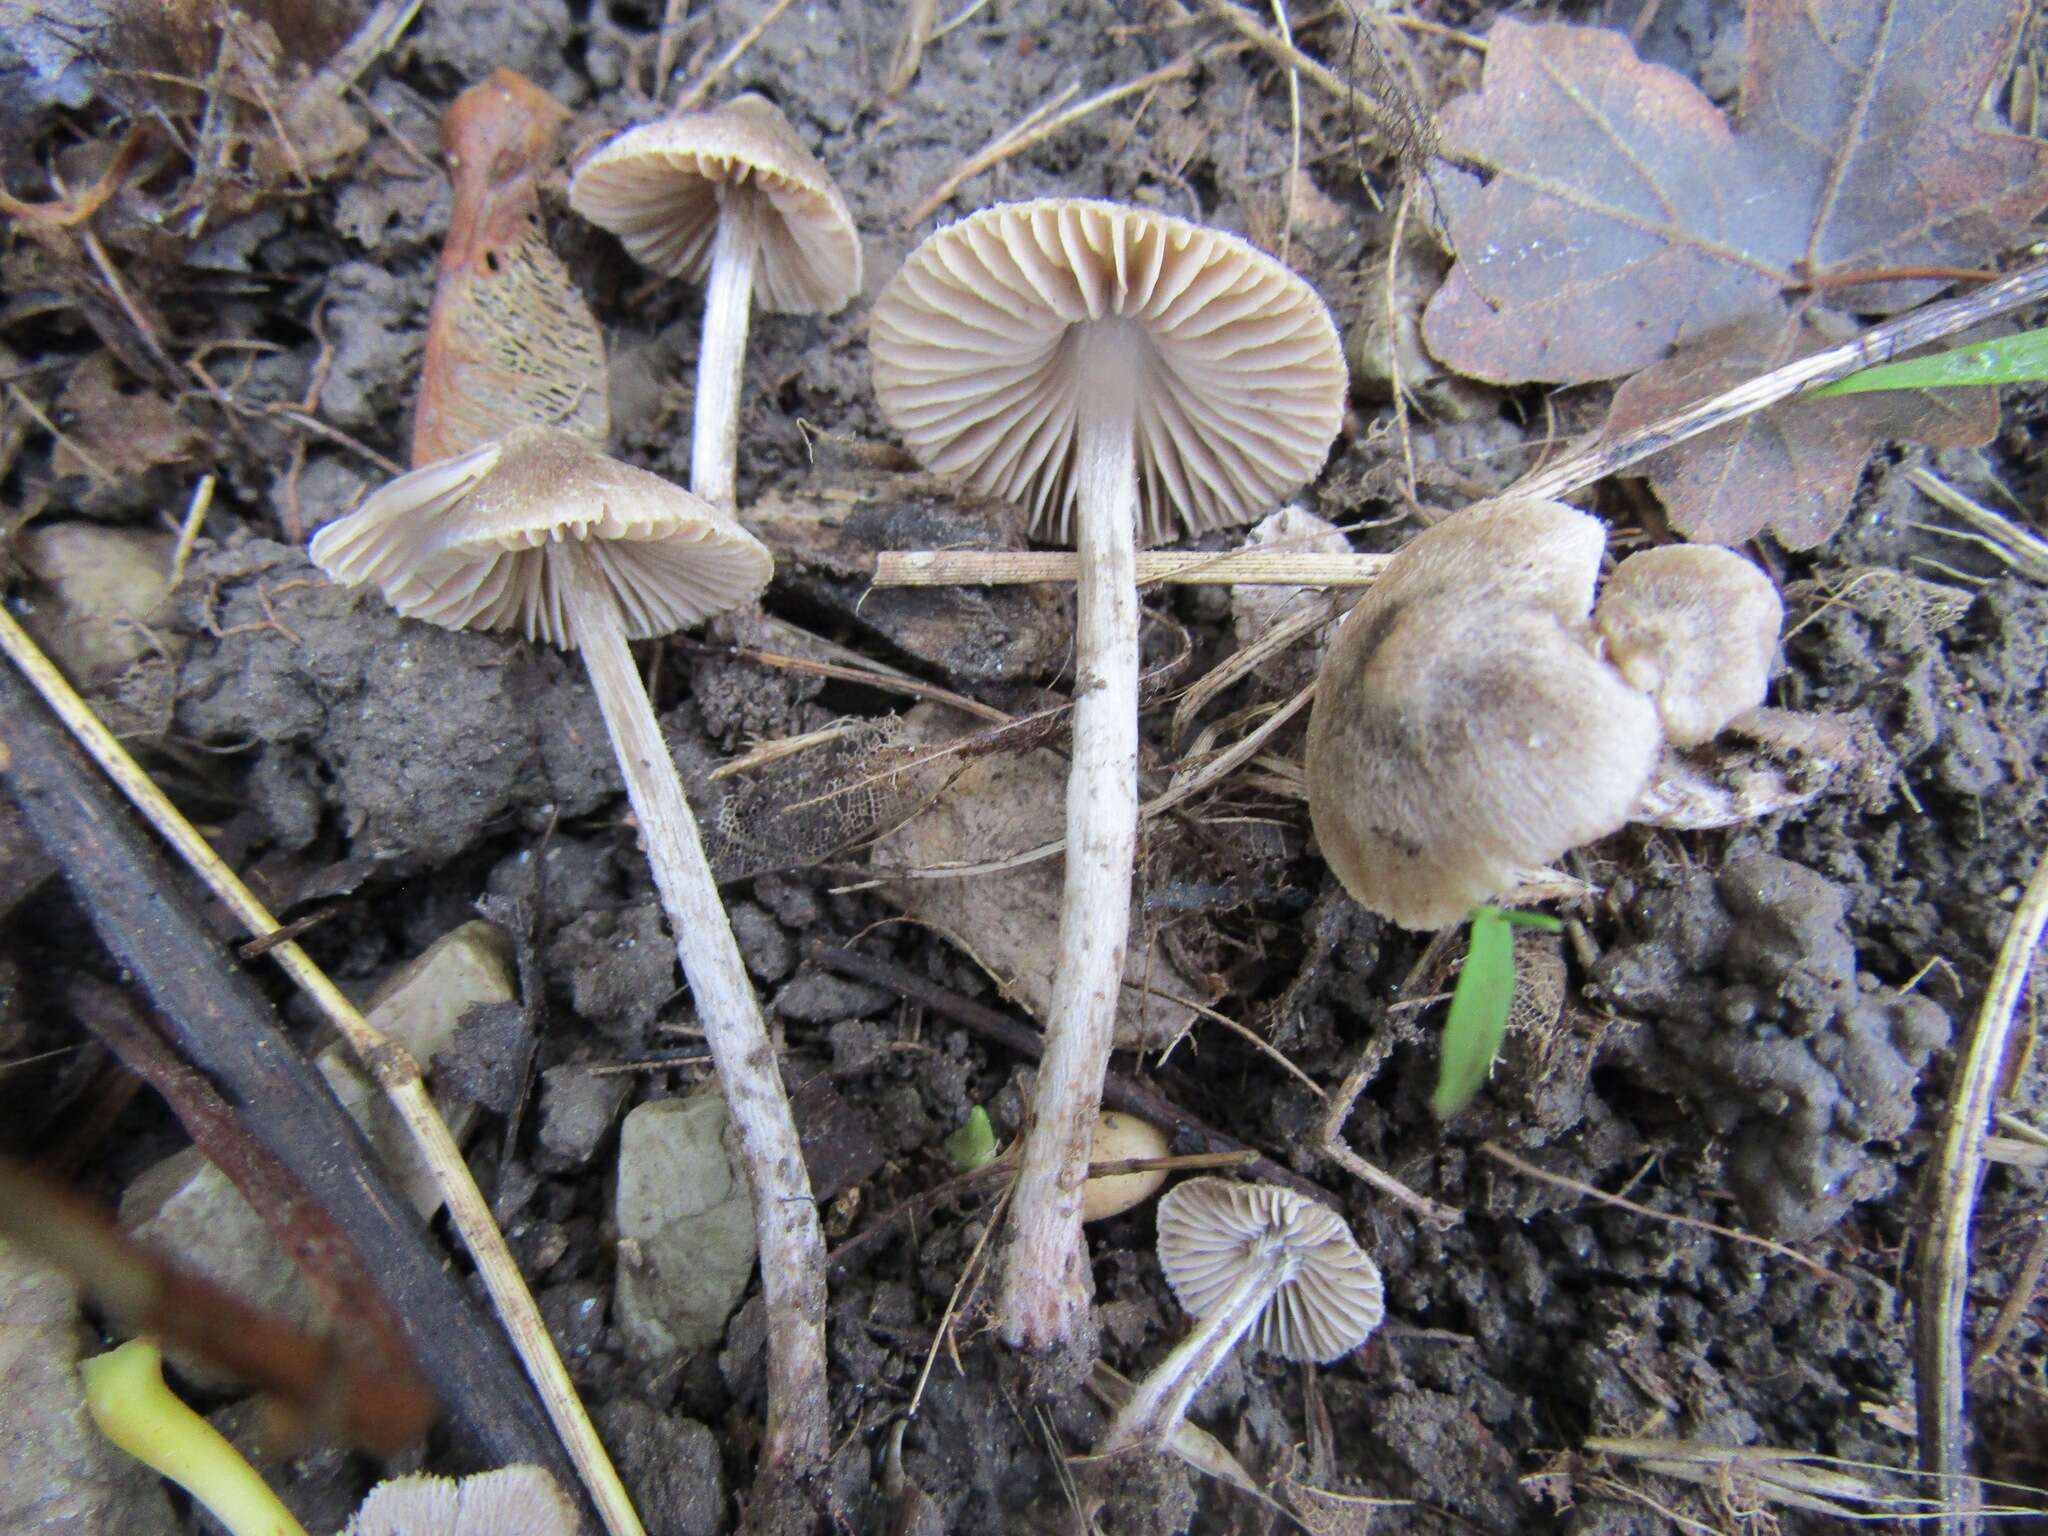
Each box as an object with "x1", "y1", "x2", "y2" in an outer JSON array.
[
  {"x1": 1593, "y1": 544, "x2": 1783, "y2": 747},
  {"x1": 1305, "y1": 498, "x2": 1662, "y2": 930},
  {"x1": 1097, "y1": 1178, "x2": 1383, "y2": 1455},
  {"x1": 870, "y1": 198, "x2": 1346, "y2": 1351},
  {"x1": 568, "y1": 95, "x2": 861, "y2": 508},
  {"x1": 309, "y1": 426, "x2": 831, "y2": 1492},
  {"x1": 343, "y1": 1465, "x2": 577, "y2": 1536},
  {"x1": 415, "y1": 70, "x2": 609, "y2": 465}
]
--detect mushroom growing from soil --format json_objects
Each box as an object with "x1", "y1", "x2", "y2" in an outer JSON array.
[
  {"x1": 416, "y1": 70, "x2": 609, "y2": 465},
  {"x1": 870, "y1": 198, "x2": 1346, "y2": 1351},
  {"x1": 1097, "y1": 1178, "x2": 1383, "y2": 1456},
  {"x1": 308, "y1": 426, "x2": 833, "y2": 1500},
  {"x1": 1305, "y1": 497, "x2": 1665, "y2": 931},
  {"x1": 345, "y1": 1466, "x2": 578, "y2": 1536},
  {"x1": 568, "y1": 94, "x2": 862, "y2": 508}
]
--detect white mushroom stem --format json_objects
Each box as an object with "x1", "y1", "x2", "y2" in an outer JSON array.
[
  {"x1": 690, "y1": 201, "x2": 759, "y2": 510},
  {"x1": 556, "y1": 541, "x2": 829, "y2": 1483},
  {"x1": 998, "y1": 366, "x2": 1141, "y2": 1351},
  {"x1": 1098, "y1": 1244, "x2": 1290, "y2": 1455}
]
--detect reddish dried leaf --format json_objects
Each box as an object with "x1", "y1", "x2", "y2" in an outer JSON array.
[
  {"x1": 1423, "y1": 3, "x2": 2048, "y2": 386},
  {"x1": 1603, "y1": 306, "x2": 1997, "y2": 548},
  {"x1": 413, "y1": 69, "x2": 609, "y2": 467}
]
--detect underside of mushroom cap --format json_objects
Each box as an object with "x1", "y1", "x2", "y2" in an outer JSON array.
[
  {"x1": 568, "y1": 94, "x2": 862, "y2": 314},
  {"x1": 1305, "y1": 498, "x2": 1661, "y2": 930},
  {"x1": 309, "y1": 427, "x2": 773, "y2": 648},
  {"x1": 344, "y1": 1465, "x2": 579, "y2": 1536},
  {"x1": 1594, "y1": 544, "x2": 1783, "y2": 747},
  {"x1": 1156, "y1": 1178, "x2": 1384, "y2": 1364},
  {"x1": 869, "y1": 198, "x2": 1347, "y2": 546}
]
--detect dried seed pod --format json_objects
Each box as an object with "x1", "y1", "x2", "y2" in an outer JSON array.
[{"x1": 414, "y1": 70, "x2": 609, "y2": 466}]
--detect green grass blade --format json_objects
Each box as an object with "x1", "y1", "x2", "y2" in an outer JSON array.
[
  {"x1": 1433, "y1": 909, "x2": 1517, "y2": 1117},
  {"x1": 1809, "y1": 327, "x2": 2048, "y2": 397}
]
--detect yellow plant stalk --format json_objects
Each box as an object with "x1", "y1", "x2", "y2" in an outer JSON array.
[{"x1": 81, "y1": 1339, "x2": 308, "y2": 1536}]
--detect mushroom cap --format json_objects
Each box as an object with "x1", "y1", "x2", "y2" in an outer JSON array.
[
  {"x1": 308, "y1": 426, "x2": 773, "y2": 650},
  {"x1": 344, "y1": 1465, "x2": 579, "y2": 1536},
  {"x1": 1081, "y1": 1111, "x2": 1170, "y2": 1223},
  {"x1": 568, "y1": 94, "x2": 862, "y2": 315},
  {"x1": 1157, "y1": 1178, "x2": 1383, "y2": 1363},
  {"x1": 1594, "y1": 545, "x2": 1782, "y2": 748},
  {"x1": 1305, "y1": 498, "x2": 1661, "y2": 930},
  {"x1": 868, "y1": 198, "x2": 1347, "y2": 546}
]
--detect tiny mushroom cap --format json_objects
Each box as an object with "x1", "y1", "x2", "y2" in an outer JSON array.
[
  {"x1": 308, "y1": 426, "x2": 772, "y2": 649},
  {"x1": 1306, "y1": 498, "x2": 1662, "y2": 930},
  {"x1": 1157, "y1": 1178, "x2": 1385, "y2": 1363},
  {"x1": 869, "y1": 198, "x2": 1348, "y2": 546},
  {"x1": 568, "y1": 93, "x2": 862, "y2": 315},
  {"x1": 1080, "y1": 1111, "x2": 1170, "y2": 1223},
  {"x1": 344, "y1": 1466, "x2": 579, "y2": 1536},
  {"x1": 1594, "y1": 545, "x2": 1783, "y2": 748}
]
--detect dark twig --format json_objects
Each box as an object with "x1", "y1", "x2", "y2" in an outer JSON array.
[
  {"x1": 0, "y1": 1157, "x2": 435, "y2": 1456},
  {"x1": 65, "y1": 975, "x2": 424, "y2": 1426},
  {"x1": 0, "y1": 663, "x2": 586, "y2": 1520},
  {"x1": 811, "y1": 944, "x2": 1331, "y2": 1206}
]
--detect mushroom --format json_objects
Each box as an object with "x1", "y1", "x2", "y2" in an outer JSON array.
[
  {"x1": 308, "y1": 426, "x2": 832, "y2": 1491},
  {"x1": 1594, "y1": 544, "x2": 1782, "y2": 747},
  {"x1": 344, "y1": 1466, "x2": 577, "y2": 1536},
  {"x1": 1305, "y1": 497, "x2": 1663, "y2": 930},
  {"x1": 1081, "y1": 1110, "x2": 1170, "y2": 1223},
  {"x1": 416, "y1": 69, "x2": 609, "y2": 465},
  {"x1": 1097, "y1": 1178, "x2": 1383, "y2": 1455},
  {"x1": 869, "y1": 198, "x2": 1346, "y2": 1349},
  {"x1": 568, "y1": 94, "x2": 862, "y2": 508}
]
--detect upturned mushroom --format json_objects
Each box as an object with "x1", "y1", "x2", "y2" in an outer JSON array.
[
  {"x1": 568, "y1": 94, "x2": 862, "y2": 508},
  {"x1": 416, "y1": 70, "x2": 609, "y2": 464},
  {"x1": 308, "y1": 426, "x2": 832, "y2": 1501},
  {"x1": 1305, "y1": 498, "x2": 1783, "y2": 930},
  {"x1": 1306, "y1": 498, "x2": 1662, "y2": 930},
  {"x1": 345, "y1": 1466, "x2": 578, "y2": 1536},
  {"x1": 870, "y1": 199, "x2": 1347, "y2": 1350},
  {"x1": 1098, "y1": 1178, "x2": 1383, "y2": 1455}
]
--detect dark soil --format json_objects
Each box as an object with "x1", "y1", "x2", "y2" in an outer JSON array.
[{"x1": 3, "y1": 2, "x2": 2045, "y2": 1534}]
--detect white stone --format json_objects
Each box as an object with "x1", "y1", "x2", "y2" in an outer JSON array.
[{"x1": 613, "y1": 1094, "x2": 757, "y2": 1359}]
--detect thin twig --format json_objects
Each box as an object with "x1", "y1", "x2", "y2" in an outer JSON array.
[
  {"x1": 167, "y1": 474, "x2": 214, "y2": 590},
  {"x1": 678, "y1": 637, "x2": 1011, "y2": 724},
  {"x1": 674, "y1": 0, "x2": 799, "y2": 112},
  {"x1": 904, "y1": 50, "x2": 1237, "y2": 227},
  {"x1": 1269, "y1": 0, "x2": 1302, "y2": 261},
  {"x1": 0, "y1": 608, "x2": 646, "y2": 1536},
  {"x1": 1915, "y1": 848, "x2": 2048, "y2": 1533},
  {"x1": 1972, "y1": 1218, "x2": 2048, "y2": 1376},
  {"x1": 1480, "y1": 1141, "x2": 1849, "y2": 1290},
  {"x1": 1191, "y1": 0, "x2": 1397, "y2": 133},
  {"x1": 1317, "y1": 1044, "x2": 1461, "y2": 1227},
  {"x1": 871, "y1": 548, "x2": 1390, "y2": 588},
  {"x1": 811, "y1": 944, "x2": 1332, "y2": 1205},
  {"x1": 1510, "y1": 256, "x2": 2048, "y2": 504}
]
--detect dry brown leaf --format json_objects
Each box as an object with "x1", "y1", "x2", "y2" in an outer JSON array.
[
  {"x1": 1602, "y1": 308, "x2": 1998, "y2": 547},
  {"x1": 1423, "y1": 4, "x2": 2048, "y2": 387}
]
